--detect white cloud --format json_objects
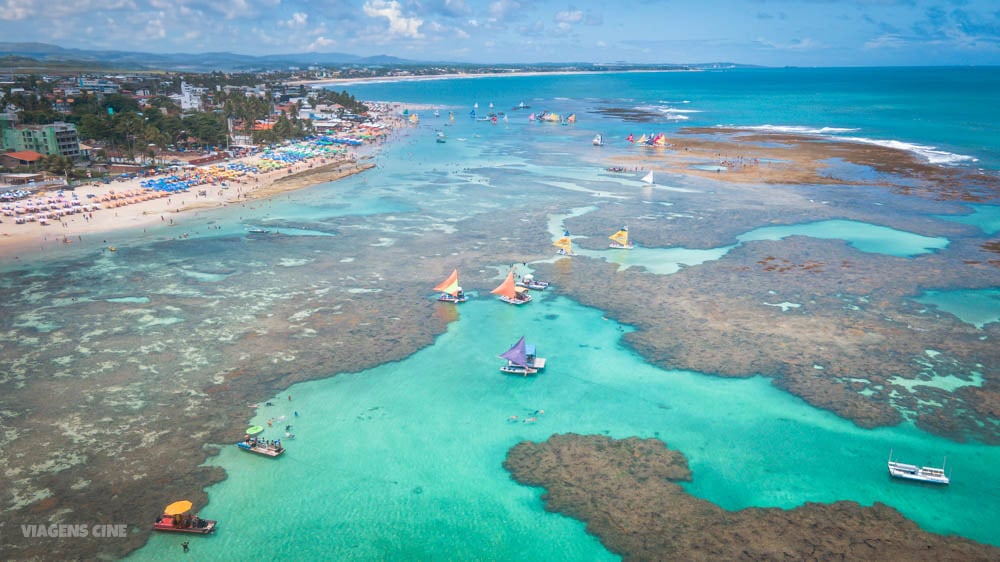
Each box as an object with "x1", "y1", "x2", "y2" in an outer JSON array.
[
  {"x1": 363, "y1": 0, "x2": 423, "y2": 38},
  {"x1": 0, "y1": 0, "x2": 34, "y2": 20},
  {"x1": 554, "y1": 9, "x2": 582, "y2": 24},
  {"x1": 279, "y1": 12, "x2": 308, "y2": 28},
  {"x1": 489, "y1": 0, "x2": 521, "y2": 20},
  {"x1": 308, "y1": 36, "x2": 336, "y2": 51}
]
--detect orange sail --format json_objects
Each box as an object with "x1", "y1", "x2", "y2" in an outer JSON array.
[
  {"x1": 490, "y1": 271, "x2": 518, "y2": 299},
  {"x1": 434, "y1": 269, "x2": 461, "y2": 296}
]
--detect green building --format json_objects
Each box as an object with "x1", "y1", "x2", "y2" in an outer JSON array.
[{"x1": 0, "y1": 113, "x2": 81, "y2": 159}]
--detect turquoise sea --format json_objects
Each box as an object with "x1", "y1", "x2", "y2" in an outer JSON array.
[{"x1": 2, "y1": 68, "x2": 998, "y2": 560}]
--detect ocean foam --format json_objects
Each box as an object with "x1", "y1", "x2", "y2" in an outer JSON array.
[
  {"x1": 735, "y1": 124, "x2": 859, "y2": 135},
  {"x1": 730, "y1": 124, "x2": 975, "y2": 166},
  {"x1": 839, "y1": 136, "x2": 976, "y2": 165}
]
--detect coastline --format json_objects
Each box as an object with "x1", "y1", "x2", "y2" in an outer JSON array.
[
  {"x1": 0, "y1": 146, "x2": 384, "y2": 265},
  {"x1": 289, "y1": 68, "x2": 689, "y2": 87},
  {"x1": 2, "y1": 67, "x2": 999, "y2": 561}
]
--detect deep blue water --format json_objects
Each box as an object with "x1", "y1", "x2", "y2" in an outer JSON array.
[{"x1": 345, "y1": 67, "x2": 1000, "y2": 169}]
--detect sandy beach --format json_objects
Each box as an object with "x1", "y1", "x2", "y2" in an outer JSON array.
[{"x1": 0, "y1": 156, "x2": 375, "y2": 262}]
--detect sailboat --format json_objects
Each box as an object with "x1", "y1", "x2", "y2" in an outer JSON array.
[
  {"x1": 553, "y1": 230, "x2": 575, "y2": 256},
  {"x1": 592, "y1": 134, "x2": 604, "y2": 147},
  {"x1": 609, "y1": 225, "x2": 634, "y2": 249},
  {"x1": 491, "y1": 270, "x2": 531, "y2": 305},
  {"x1": 641, "y1": 171, "x2": 654, "y2": 185},
  {"x1": 409, "y1": 113, "x2": 419, "y2": 124},
  {"x1": 433, "y1": 109, "x2": 440, "y2": 117},
  {"x1": 436, "y1": 130, "x2": 447, "y2": 143},
  {"x1": 433, "y1": 269, "x2": 466, "y2": 303},
  {"x1": 499, "y1": 336, "x2": 547, "y2": 376}
]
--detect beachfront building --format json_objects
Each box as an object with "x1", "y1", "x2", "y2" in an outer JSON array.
[{"x1": 0, "y1": 115, "x2": 81, "y2": 159}]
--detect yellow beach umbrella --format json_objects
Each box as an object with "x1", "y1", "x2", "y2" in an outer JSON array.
[{"x1": 163, "y1": 500, "x2": 193, "y2": 515}]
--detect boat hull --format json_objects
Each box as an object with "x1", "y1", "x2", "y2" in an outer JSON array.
[
  {"x1": 888, "y1": 461, "x2": 949, "y2": 485},
  {"x1": 498, "y1": 295, "x2": 531, "y2": 305},
  {"x1": 154, "y1": 516, "x2": 216, "y2": 534},
  {"x1": 516, "y1": 281, "x2": 549, "y2": 290},
  {"x1": 237, "y1": 442, "x2": 285, "y2": 457},
  {"x1": 609, "y1": 243, "x2": 633, "y2": 249},
  {"x1": 437, "y1": 294, "x2": 467, "y2": 303}
]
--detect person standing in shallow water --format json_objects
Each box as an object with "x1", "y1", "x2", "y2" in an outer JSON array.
[{"x1": 182, "y1": 541, "x2": 189, "y2": 553}]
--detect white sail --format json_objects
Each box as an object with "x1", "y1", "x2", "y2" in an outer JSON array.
[{"x1": 642, "y1": 171, "x2": 654, "y2": 185}]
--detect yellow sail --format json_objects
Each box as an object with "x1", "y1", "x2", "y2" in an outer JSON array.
[
  {"x1": 609, "y1": 227, "x2": 630, "y2": 247},
  {"x1": 654, "y1": 134, "x2": 668, "y2": 145},
  {"x1": 409, "y1": 114, "x2": 419, "y2": 124},
  {"x1": 553, "y1": 233, "x2": 573, "y2": 254},
  {"x1": 636, "y1": 134, "x2": 648, "y2": 144},
  {"x1": 433, "y1": 269, "x2": 460, "y2": 296}
]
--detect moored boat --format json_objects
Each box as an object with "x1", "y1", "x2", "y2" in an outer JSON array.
[
  {"x1": 434, "y1": 268, "x2": 467, "y2": 303},
  {"x1": 153, "y1": 501, "x2": 217, "y2": 534},
  {"x1": 887, "y1": 450, "x2": 949, "y2": 485},
  {"x1": 499, "y1": 336, "x2": 546, "y2": 376},
  {"x1": 516, "y1": 273, "x2": 549, "y2": 290},
  {"x1": 491, "y1": 270, "x2": 531, "y2": 305},
  {"x1": 553, "y1": 230, "x2": 576, "y2": 256},
  {"x1": 592, "y1": 133, "x2": 604, "y2": 146},
  {"x1": 609, "y1": 225, "x2": 634, "y2": 249},
  {"x1": 237, "y1": 427, "x2": 285, "y2": 457}
]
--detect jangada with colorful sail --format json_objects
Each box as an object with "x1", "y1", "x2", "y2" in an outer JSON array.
[
  {"x1": 491, "y1": 270, "x2": 531, "y2": 305},
  {"x1": 553, "y1": 230, "x2": 576, "y2": 256},
  {"x1": 499, "y1": 336, "x2": 546, "y2": 376},
  {"x1": 433, "y1": 268, "x2": 467, "y2": 303},
  {"x1": 609, "y1": 225, "x2": 634, "y2": 249}
]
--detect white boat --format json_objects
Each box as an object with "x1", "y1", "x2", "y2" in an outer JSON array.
[
  {"x1": 887, "y1": 450, "x2": 949, "y2": 485},
  {"x1": 516, "y1": 273, "x2": 549, "y2": 290},
  {"x1": 609, "y1": 225, "x2": 634, "y2": 249},
  {"x1": 592, "y1": 134, "x2": 603, "y2": 146},
  {"x1": 641, "y1": 171, "x2": 654, "y2": 185}
]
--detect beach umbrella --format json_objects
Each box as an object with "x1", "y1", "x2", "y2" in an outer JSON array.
[
  {"x1": 163, "y1": 500, "x2": 193, "y2": 515},
  {"x1": 246, "y1": 425, "x2": 264, "y2": 435}
]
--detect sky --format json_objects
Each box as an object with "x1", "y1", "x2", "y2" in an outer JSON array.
[{"x1": 1, "y1": 0, "x2": 999, "y2": 66}]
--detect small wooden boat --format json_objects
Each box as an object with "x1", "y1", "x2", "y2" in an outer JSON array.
[
  {"x1": 499, "y1": 336, "x2": 546, "y2": 376},
  {"x1": 434, "y1": 269, "x2": 467, "y2": 303},
  {"x1": 237, "y1": 436, "x2": 285, "y2": 457},
  {"x1": 552, "y1": 230, "x2": 575, "y2": 256},
  {"x1": 609, "y1": 225, "x2": 634, "y2": 249},
  {"x1": 516, "y1": 274, "x2": 549, "y2": 290},
  {"x1": 153, "y1": 501, "x2": 217, "y2": 534},
  {"x1": 491, "y1": 270, "x2": 531, "y2": 305}
]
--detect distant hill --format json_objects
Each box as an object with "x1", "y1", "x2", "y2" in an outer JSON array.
[
  {"x1": 0, "y1": 42, "x2": 758, "y2": 73},
  {"x1": 0, "y1": 42, "x2": 413, "y2": 72}
]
